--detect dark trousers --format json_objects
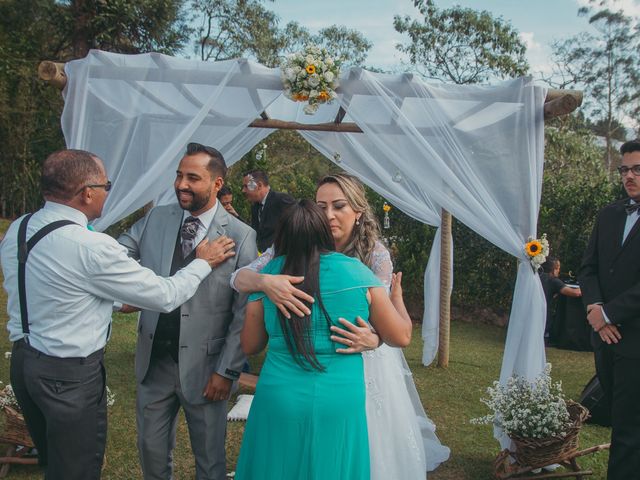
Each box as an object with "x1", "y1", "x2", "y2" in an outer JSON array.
[
  {"x1": 594, "y1": 345, "x2": 640, "y2": 479},
  {"x1": 10, "y1": 339, "x2": 107, "y2": 480}
]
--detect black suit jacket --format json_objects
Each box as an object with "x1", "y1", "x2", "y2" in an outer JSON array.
[
  {"x1": 578, "y1": 198, "x2": 640, "y2": 357},
  {"x1": 251, "y1": 189, "x2": 295, "y2": 252}
]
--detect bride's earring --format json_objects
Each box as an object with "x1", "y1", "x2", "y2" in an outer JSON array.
[{"x1": 355, "y1": 217, "x2": 360, "y2": 226}]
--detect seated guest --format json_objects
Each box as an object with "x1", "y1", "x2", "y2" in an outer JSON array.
[
  {"x1": 235, "y1": 200, "x2": 412, "y2": 480},
  {"x1": 217, "y1": 185, "x2": 241, "y2": 219},
  {"x1": 540, "y1": 257, "x2": 582, "y2": 341},
  {"x1": 241, "y1": 169, "x2": 294, "y2": 252}
]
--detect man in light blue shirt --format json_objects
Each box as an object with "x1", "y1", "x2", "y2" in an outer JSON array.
[{"x1": 0, "y1": 149, "x2": 234, "y2": 480}]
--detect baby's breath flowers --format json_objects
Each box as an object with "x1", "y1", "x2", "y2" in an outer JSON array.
[
  {"x1": 471, "y1": 364, "x2": 571, "y2": 439},
  {"x1": 280, "y1": 45, "x2": 341, "y2": 115}
]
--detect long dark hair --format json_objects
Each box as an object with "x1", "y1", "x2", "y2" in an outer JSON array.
[{"x1": 273, "y1": 199, "x2": 336, "y2": 371}]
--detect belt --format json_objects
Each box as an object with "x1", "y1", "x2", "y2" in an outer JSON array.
[{"x1": 14, "y1": 339, "x2": 104, "y2": 364}]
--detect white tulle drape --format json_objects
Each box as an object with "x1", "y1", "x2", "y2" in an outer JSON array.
[{"x1": 61, "y1": 51, "x2": 547, "y2": 446}]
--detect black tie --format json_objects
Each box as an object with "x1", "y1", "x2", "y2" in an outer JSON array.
[
  {"x1": 625, "y1": 203, "x2": 640, "y2": 216},
  {"x1": 181, "y1": 216, "x2": 200, "y2": 258},
  {"x1": 257, "y1": 204, "x2": 264, "y2": 225}
]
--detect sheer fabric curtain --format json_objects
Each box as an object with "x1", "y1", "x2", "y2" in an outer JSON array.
[
  {"x1": 62, "y1": 51, "x2": 282, "y2": 229},
  {"x1": 335, "y1": 70, "x2": 548, "y2": 445},
  {"x1": 60, "y1": 52, "x2": 548, "y2": 446},
  {"x1": 300, "y1": 130, "x2": 450, "y2": 366}
]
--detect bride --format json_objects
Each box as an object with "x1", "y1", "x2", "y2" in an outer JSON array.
[{"x1": 232, "y1": 173, "x2": 449, "y2": 478}]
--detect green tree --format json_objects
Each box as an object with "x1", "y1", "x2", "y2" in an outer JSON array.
[
  {"x1": 539, "y1": 122, "x2": 618, "y2": 273},
  {"x1": 550, "y1": 4, "x2": 639, "y2": 169},
  {"x1": 278, "y1": 23, "x2": 372, "y2": 67},
  {"x1": 0, "y1": 0, "x2": 191, "y2": 218},
  {"x1": 59, "y1": 0, "x2": 191, "y2": 58},
  {"x1": 191, "y1": 0, "x2": 283, "y2": 66},
  {"x1": 394, "y1": 0, "x2": 528, "y2": 84}
]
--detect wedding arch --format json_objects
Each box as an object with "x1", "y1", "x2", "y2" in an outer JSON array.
[{"x1": 40, "y1": 50, "x2": 581, "y2": 446}]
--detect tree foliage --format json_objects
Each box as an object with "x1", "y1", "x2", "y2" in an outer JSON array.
[
  {"x1": 279, "y1": 24, "x2": 372, "y2": 67},
  {"x1": 59, "y1": 0, "x2": 191, "y2": 58},
  {"x1": 394, "y1": 0, "x2": 528, "y2": 84},
  {"x1": 191, "y1": 0, "x2": 282, "y2": 66},
  {"x1": 550, "y1": 3, "x2": 639, "y2": 167}
]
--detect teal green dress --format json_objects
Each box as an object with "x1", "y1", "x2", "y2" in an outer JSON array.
[{"x1": 235, "y1": 252, "x2": 382, "y2": 480}]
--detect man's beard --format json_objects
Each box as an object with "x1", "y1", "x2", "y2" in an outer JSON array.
[{"x1": 176, "y1": 189, "x2": 211, "y2": 212}]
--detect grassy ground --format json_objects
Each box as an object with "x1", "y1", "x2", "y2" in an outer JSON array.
[{"x1": 0, "y1": 219, "x2": 611, "y2": 479}]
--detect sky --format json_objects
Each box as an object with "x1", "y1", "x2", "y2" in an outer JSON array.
[{"x1": 268, "y1": 0, "x2": 640, "y2": 78}]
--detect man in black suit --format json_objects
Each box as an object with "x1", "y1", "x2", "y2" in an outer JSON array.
[
  {"x1": 241, "y1": 170, "x2": 294, "y2": 252},
  {"x1": 579, "y1": 139, "x2": 640, "y2": 479}
]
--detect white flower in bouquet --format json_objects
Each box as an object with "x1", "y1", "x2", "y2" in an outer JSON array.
[
  {"x1": 280, "y1": 44, "x2": 342, "y2": 115},
  {"x1": 471, "y1": 364, "x2": 571, "y2": 439},
  {"x1": 308, "y1": 74, "x2": 320, "y2": 88},
  {"x1": 284, "y1": 68, "x2": 297, "y2": 81}
]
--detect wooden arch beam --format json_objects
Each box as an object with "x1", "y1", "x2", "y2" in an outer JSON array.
[{"x1": 38, "y1": 60, "x2": 582, "y2": 122}]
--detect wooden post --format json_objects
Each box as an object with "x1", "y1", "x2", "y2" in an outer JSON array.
[
  {"x1": 437, "y1": 209, "x2": 452, "y2": 368},
  {"x1": 37, "y1": 61, "x2": 66, "y2": 90}
]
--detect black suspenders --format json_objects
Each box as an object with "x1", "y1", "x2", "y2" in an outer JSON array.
[{"x1": 17, "y1": 214, "x2": 77, "y2": 342}]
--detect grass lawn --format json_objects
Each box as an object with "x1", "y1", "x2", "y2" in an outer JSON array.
[{"x1": 0, "y1": 220, "x2": 611, "y2": 478}]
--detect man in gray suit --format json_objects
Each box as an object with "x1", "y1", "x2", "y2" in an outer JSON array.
[{"x1": 118, "y1": 143, "x2": 257, "y2": 480}]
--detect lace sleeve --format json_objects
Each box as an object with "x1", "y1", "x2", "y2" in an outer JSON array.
[
  {"x1": 369, "y1": 241, "x2": 393, "y2": 291},
  {"x1": 229, "y1": 246, "x2": 274, "y2": 290}
]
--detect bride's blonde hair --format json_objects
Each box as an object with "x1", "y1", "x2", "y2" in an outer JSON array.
[{"x1": 317, "y1": 173, "x2": 381, "y2": 267}]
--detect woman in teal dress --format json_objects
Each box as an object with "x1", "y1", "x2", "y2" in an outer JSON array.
[{"x1": 236, "y1": 200, "x2": 413, "y2": 480}]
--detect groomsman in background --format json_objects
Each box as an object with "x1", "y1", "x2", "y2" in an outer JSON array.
[
  {"x1": 119, "y1": 143, "x2": 256, "y2": 480},
  {"x1": 217, "y1": 185, "x2": 241, "y2": 220},
  {"x1": 241, "y1": 169, "x2": 294, "y2": 252},
  {"x1": 579, "y1": 139, "x2": 640, "y2": 479}
]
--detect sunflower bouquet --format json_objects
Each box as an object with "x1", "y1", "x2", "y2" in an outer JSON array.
[
  {"x1": 524, "y1": 233, "x2": 549, "y2": 272},
  {"x1": 280, "y1": 45, "x2": 341, "y2": 115}
]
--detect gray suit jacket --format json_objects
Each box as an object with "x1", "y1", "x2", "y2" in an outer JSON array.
[{"x1": 118, "y1": 203, "x2": 257, "y2": 404}]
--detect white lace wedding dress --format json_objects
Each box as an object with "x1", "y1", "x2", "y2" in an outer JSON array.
[
  {"x1": 367, "y1": 241, "x2": 450, "y2": 479},
  {"x1": 232, "y1": 243, "x2": 450, "y2": 478}
]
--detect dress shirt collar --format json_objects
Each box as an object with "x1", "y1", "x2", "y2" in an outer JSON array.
[
  {"x1": 260, "y1": 188, "x2": 271, "y2": 207},
  {"x1": 181, "y1": 200, "x2": 218, "y2": 231},
  {"x1": 43, "y1": 201, "x2": 89, "y2": 227}
]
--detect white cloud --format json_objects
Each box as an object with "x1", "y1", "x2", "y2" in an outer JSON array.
[{"x1": 520, "y1": 32, "x2": 541, "y2": 51}]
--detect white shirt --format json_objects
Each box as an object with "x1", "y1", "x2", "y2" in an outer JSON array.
[
  {"x1": 622, "y1": 199, "x2": 640, "y2": 243},
  {"x1": 181, "y1": 200, "x2": 218, "y2": 253},
  {"x1": 0, "y1": 202, "x2": 212, "y2": 357}
]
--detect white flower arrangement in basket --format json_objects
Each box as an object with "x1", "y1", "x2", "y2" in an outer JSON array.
[
  {"x1": 471, "y1": 364, "x2": 571, "y2": 439},
  {"x1": 280, "y1": 45, "x2": 341, "y2": 115},
  {"x1": 525, "y1": 233, "x2": 549, "y2": 272}
]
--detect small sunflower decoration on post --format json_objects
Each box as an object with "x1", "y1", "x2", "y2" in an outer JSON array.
[
  {"x1": 383, "y1": 202, "x2": 392, "y2": 229},
  {"x1": 524, "y1": 233, "x2": 549, "y2": 272},
  {"x1": 280, "y1": 45, "x2": 341, "y2": 115}
]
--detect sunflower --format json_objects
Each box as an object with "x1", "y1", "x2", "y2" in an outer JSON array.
[
  {"x1": 525, "y1": 240, "x2": 542, "y2": 257},
  {"x1": 306, "y1": 64, "x2": 316, "y2": 74},
  {"x1": 317, "y1": 91, "x2": 329, "y2": 101}
]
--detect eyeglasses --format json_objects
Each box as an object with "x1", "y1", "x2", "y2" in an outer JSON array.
[
  {"x1": 75, "y1": 180, "x2": 112, "y2": 195},
  {"x1": 617, "y1": 165, "x2": 640, "y2": 176}
]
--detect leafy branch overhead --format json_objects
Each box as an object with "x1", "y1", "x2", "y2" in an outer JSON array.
[
  {"x1": 394, "y1": 0, "x2": 528, "y2": 84},
  {"x1": 191, "y1": 0, "x2": 371, "y2": 68}
]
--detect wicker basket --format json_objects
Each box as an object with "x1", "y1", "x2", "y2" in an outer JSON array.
[
  {"x1": 511, "y1": 401, "x2": 590, "y2": 468},
  {"x1": 0, "y1": 406, "x2": 34, "y2": 448}
]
